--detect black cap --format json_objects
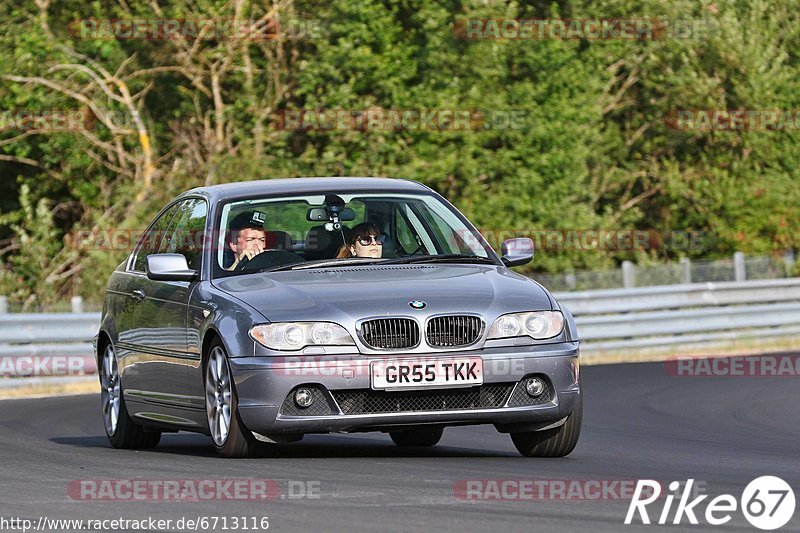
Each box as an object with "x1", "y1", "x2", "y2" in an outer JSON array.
[{"x1": 229, "y1": 211, "x2": 266, "y2": 232}]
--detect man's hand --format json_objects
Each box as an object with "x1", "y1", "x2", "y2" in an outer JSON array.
[
  {"x1": 230, "y1": 236, "x2": 267, "y2": 270},
  {"x1": 237, "y1": 240, "x2": 266, "y2": 262}
]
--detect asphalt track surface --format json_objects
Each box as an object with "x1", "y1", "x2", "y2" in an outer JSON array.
[{"x1": 0, "y1": 361, "x2": 798, "y2": 533}]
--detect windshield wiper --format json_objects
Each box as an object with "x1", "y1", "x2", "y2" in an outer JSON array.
[
  {"x1": 382, "y1": 254, "x2": 497, "y2": 265},
  {"x1": 262, "y1": 254, "x2": 495, "y2": 272},
  {"x1": 262, "y1": 257, "x2": 385, "y2": 272}
]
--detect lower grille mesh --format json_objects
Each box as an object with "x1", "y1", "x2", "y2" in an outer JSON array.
[{"x1": 331, "y1": 384, "x2": 514, "y2": 415}]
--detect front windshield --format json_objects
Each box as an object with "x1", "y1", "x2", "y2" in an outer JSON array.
[{"x1": 213, "y1": 191, "x2": 495, "y2": 277}]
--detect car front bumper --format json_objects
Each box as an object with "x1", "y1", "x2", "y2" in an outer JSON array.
[{"x1": 229, "y1": 341, "x2": 580, "y2": 435}]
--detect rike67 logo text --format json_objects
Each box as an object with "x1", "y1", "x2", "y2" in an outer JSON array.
[{"x1": 626, "y1": 477, "x2": 795, "y2": 530}]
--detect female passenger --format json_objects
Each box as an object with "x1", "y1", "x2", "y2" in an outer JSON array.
[{"x1": 336, "y1": 222, "x2": 385, "y2": 259}]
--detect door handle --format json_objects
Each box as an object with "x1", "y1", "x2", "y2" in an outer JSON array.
[{"x1": 131, "y1": 289, "x2": 146, "y2": 302}]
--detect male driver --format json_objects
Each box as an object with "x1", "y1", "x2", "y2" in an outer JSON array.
[{"x1": 227, "y1": 211, "x2": 267, "y2": 270}]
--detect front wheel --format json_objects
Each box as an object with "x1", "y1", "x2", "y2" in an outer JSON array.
[
  {"x1": 510, "y1": 394, "x2": 582, "y2": 457},
  {"x1": 389, "y1": 427, "x2": 444, "y2": 447},
  {"x1": 205, "y1": 339, "x2": 266, "y2": 458},
  {"x1": 100, "y1": 343, "x2": 160, "y2": 449}
]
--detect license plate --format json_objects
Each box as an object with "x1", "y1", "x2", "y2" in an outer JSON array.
[{"x1": 370, "y1": 357, "x2": 483, "y2": 390}]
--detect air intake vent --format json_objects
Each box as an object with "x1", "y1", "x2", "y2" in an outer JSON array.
[
  {"x1": 310, "y1": 265, "x2": 438, "y2": 273},
  {"x1": 360, "y1": 318, "x2": 419, "y2": 349},
  {"x1": 426, "y1": 315, "x2": 483, "y2": 347},
  {"x1": 332, "y1": 384, "x2": 514, "y2": 414}
]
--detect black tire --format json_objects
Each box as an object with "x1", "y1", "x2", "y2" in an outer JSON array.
[
  {"x1": 108, "y1": 394, "x2": 162, "y2": 449},
  {"x1": 390, "y1": 426, "x2": 444, "y2": 447},
  {"x1": 100, "y1": 342, "x2": 161, "y2": 449},
  {"x1": 510, "y1": 394, "x2": 582, "y2": 457},
  {"x1": 205, "y1": 338, "x2": 269, "y2": 458}
]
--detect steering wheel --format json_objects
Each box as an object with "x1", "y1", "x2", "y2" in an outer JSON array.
[
  {"x1": 234, "y1": 255, "x2": 255, "y2": 272},
  {"x1": 234, "y1": 250, "x2": 304, "y2": 272}
]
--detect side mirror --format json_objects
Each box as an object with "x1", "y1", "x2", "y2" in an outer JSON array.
[
  {"x1": 146, "y1": 254, "x2": 197, "y2": 282},
  {"x1": 501, "y1": 238, "x2": 534, "y2": 267}
]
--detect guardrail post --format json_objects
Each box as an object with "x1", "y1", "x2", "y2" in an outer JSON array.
[
  {"x1": 733, "y1": 251, "x2": 746, "y2": 282},
  {"x1": 680, "y1": 257, "x2": 691, "y2": 284},
  {"x1": 565, "y1": 273, "x2": 576, "y2": 291},
  {"x1": 622, "y1": 261, "x2": 635, "y2": 288},
  {"x1": 785, "y1": 249, "x2": 795, "y2": 277},
  {"x1": 0, "y1": 296, "x2": 7, "y2": 314},
  {"x1": 71, "y1": 296, "x2": 83, "y2": 313}
]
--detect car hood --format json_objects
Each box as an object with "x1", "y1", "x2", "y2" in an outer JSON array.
[{"x1": 213, "y1": 264, "x2": 553, "y2": 324}]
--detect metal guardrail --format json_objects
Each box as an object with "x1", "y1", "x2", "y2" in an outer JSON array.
[
  {"x1": 556, "y1": 278, "x2": 800, "y2": 355},
  {"x1": 0, "y1": 278, "x2": 799, "y2": 375},
  {"x1": 0, "y1": 313, "x2": 99, "y2": 344},
  {"x1": 535, "y1": 251, "x2": 796, "y2": 291}
]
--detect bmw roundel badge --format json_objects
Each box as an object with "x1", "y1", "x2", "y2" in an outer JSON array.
[{"x1": 409, "y1": 300, "x2": 427, "y2": 310}]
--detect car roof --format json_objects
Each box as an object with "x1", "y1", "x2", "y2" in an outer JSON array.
[{"x1": 180, "y1": 176, "x2": 430, "y2": 201}]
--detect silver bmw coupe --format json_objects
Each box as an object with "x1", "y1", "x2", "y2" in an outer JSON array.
[{"x1": 97, "y1": 177, "x2": 582, "y2": 457}]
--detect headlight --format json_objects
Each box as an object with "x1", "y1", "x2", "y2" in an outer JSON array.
[
  {"x1": 250, "y1": 322, "x2": 355, "y2": 350},
  {"x1": 487, "y1": 311, "x2": 564, "y2": 340}
]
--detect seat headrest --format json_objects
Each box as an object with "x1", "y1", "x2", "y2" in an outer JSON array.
[
  {"x1": 265, "y1": 230, "x2": 293, "y2": 250},
  {"x1": 304, "y1": 225, "x2": 348, "y2": 259}
]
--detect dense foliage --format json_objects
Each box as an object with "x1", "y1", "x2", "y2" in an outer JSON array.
[{"x1": 1, "y1": 0, "x2": 798, "y2": 309}]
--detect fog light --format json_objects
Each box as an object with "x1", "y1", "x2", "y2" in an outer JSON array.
[
  {"x1": 525, "y1": 377, "x2": 545, "y2": 397},
  {"x1": 294, "y1": 388, "x2": 314, "y2": 408}
]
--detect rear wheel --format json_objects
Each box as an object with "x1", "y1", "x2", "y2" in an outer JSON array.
[
  {"x1": 100, "y1": 343, "x2": 161, "y2": 449},
  {"x1": 390, "y1": 426, "x2": 444, "y2": 447},
  {"x1": 205, "y1": 339, "x2": 266, "y2": 458},
  {"x1": 510, "y1": 394, "x2": 582, "y2": 457}
]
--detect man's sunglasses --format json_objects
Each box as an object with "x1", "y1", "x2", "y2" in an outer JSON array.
[{"x1": 356, "y1": 235, "x2": 386, "y2": 246}]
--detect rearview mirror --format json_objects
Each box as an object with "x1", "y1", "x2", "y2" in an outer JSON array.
[
  {"x1": 307, "y1": 207, "x2": 356, "y2": 222},
  {"x1": 501, "y1": 238, "x2": 534, "y2": 267},
  {"x1": 307, "y1": 207, "x2": 328, "y2": 221},
  {"x1": 146, "y1": 254, "x2": 197, "y2": 282}
]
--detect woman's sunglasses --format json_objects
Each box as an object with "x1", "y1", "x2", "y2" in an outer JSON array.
[{"x1": 356, "y1": 234, "x2": 386, "y2": 246}]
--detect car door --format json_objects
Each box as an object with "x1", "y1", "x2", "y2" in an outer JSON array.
[
  {"x1": 163, "y1": 198, "x2": 209, "y2": 412},
  {"x1": 117, "y1": 198, "x2": 206, "y2": 413},
  {"x1": 116, "y1": 201, "x2": 181, "y2": 403}
]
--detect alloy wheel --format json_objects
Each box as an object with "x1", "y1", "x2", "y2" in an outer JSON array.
[
  {"x1": 205, "y1": 346, "x2": 233, "y2": 446},
  {"x1": 100, "y1": 344, "x2": 121, "y2": 435}
]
